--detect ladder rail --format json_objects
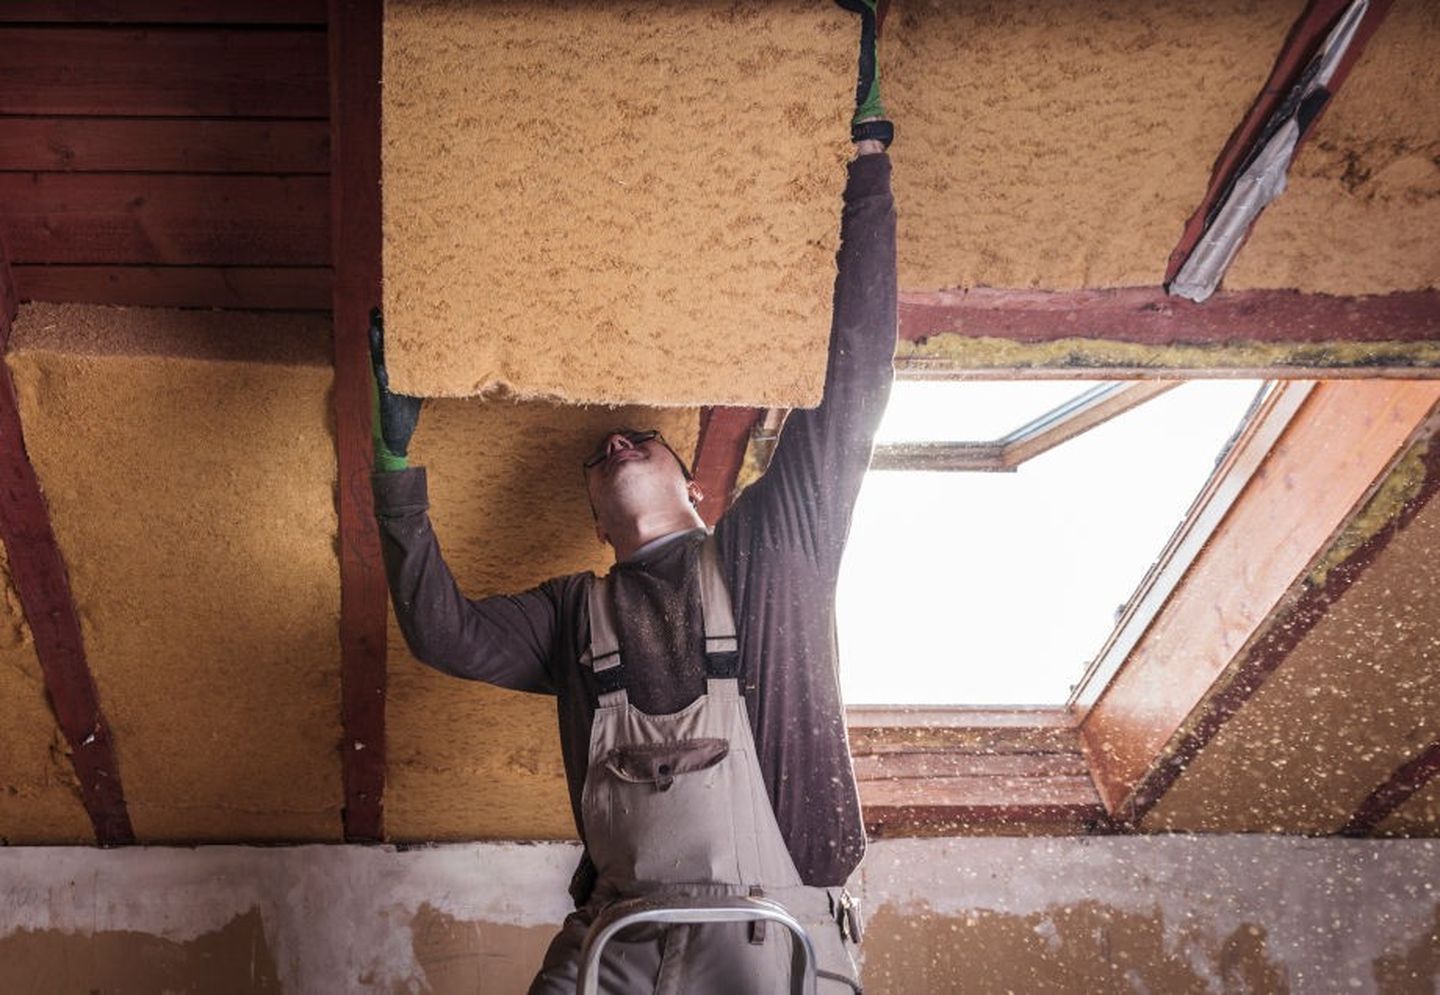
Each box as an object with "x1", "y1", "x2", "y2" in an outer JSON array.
[{"x1": 576, "y1": 895, "x2": 818, "y2": 995}]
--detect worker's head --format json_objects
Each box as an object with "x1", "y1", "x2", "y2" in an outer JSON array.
[{"x1": 583, "y1": 428, "x2": 703, "y2": 546}]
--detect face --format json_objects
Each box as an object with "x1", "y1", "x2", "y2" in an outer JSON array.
[{"x1": 583, "y1": 429, "x2": 702, "y2": 540}]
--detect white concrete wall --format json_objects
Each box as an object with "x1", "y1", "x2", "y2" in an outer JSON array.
[{"x1": 1, "y1": 838, "x2": 1436, "y2": 993}]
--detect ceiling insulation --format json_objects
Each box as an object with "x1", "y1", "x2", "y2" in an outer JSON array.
[
  {"x1": 886, "y1": 0, "x2": 1307, "y2": 290},
  {"x1": 1227, "y1": 0, "x2": 1440, "y2": 294},
  {"x1": 0, "y1": 540, "x2": 93, "y2": 845},
  {"x1": 8, "y1": 305, "x2": 344, "y2": 842},
  {"x1": 1142, "y1": 482, "x2": 1440, "y2": 832}
]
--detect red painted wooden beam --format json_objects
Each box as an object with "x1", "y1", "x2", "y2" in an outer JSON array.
[
  {"x1": 898, "y1": 287, "x2": 1440, "y2": 346},
  {"x1": 692, "y1": 406, "x2": 762, "y2": 527},
  {"x1": 329, "y1": 0, "x2": 386, "y2": 843},
  {"x1": 1126, "y1": 404, "x2": 1440, "y2": 826},
  {"x1": 0, "y1": 237, "x2": 133, "y2": 844},
  {"x1": 1164, "y1": 0, "x2": 1396, "y2": 286}
]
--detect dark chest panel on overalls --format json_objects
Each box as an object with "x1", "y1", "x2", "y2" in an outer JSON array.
[{"x1": 601, "y1": 539, "x2": 712, "y2": 715}]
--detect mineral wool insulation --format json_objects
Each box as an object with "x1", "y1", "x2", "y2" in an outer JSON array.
[{"x1": 383, "y1": 0, "x2": 854, "y2": 404}]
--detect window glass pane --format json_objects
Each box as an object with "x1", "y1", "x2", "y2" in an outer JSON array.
[
  {"x1": 837, "y1": 380, "x2": 1266, "y2": 705},
  {"x1": 874, "y1": 380, "x2": 1106, "y2": 443}
]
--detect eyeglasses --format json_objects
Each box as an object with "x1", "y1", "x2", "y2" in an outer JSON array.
[{"x1": 582, "y1": 429, "x2": 662, "y2": 469}]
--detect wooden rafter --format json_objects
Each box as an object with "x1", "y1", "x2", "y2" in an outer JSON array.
[
  {"x1": 1164, "y1": 0, "x2": 1396, "y2": 287},
  {"x1": 1342, "y1": 741, "x2": 1440, "y2": 837},
  {"x1": 0, "y1": 235, "x2": 132, "y2": 844},
  {"x1": 329, "y1": 0, "x2": 386, "y2": 843},
  {"x1": 1333, "y1": 437, "x2": 1440, "y2": 836},
  {"x1": 692, "y1": 406, "x2": 762, "y2": 527},
  {"x1": 898, "y1": 287, "x2": 1440, "y2": 353}
]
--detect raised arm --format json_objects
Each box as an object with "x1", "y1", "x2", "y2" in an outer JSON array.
[
  {"x1": 369, "y1": 311, "x2": 560, "y2": 693},
  {"x1": 716, "y1": 1, "x2": 897, "y2": 573},
  {"x1": 719, "y1": 149, "x2": 896, "y2": 573}
]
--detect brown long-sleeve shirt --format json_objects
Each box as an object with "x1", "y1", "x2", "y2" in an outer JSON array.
[{"x1": 373, "y1": 154, "x2": 896, "y2": 899}]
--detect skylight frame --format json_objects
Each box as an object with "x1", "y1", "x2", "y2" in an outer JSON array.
[{"x1": 869, "y1": 381, "x2": 1180, "y2": 472}]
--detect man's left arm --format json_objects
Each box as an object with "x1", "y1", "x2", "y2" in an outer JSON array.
[{"x1": 720, "y1": 149, "x2": 896, "y2": 573}]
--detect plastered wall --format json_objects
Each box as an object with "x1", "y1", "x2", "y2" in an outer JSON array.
[
  {"x1": 382, "y1": 0, "x2": 853, "y2": 405},
  {"x1": 1, "y1": 838, "x2": 1436, "y2": 993}
]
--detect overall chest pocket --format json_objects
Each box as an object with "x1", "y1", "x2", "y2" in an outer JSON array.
[{"x1": 603, "y1": 738, "x2": 730, "y2": 791}]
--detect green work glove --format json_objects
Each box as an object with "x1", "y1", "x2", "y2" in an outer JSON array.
[
  {"x1": 834, "y1": 0, "x2": 893, "y2": 147},
  {"x1": 368, "y1": 308, "x2": 423, "y2": 472}
]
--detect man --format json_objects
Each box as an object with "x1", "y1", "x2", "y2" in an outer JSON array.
[{"x1": 370, "y1": 4, "x2": 894, "y2": 989}]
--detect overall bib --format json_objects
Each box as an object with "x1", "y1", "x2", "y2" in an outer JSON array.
[{"x1": 528, "y1": 537, "x2": 863, "y2": 995}]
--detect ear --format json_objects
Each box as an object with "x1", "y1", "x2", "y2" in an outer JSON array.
[{"x1": 686, "y1": 480, "x2": 704, "y2": 508}]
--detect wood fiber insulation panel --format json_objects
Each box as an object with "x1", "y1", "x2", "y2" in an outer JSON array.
[
  {"x1": 381, "y1": 0, "x2": 853, "y2": 405},
  {"x1": 1143, "y1": 477, "x2": 1440, "y2": 833},
  {"x1": 8, "y1": 304, "x2": 344, "y2": 842},
  {"x1": 886, "y1": 0, "x2": 1307, "y2": 291},
  {"x1": 385, "y1": 400, "x2": 699, "y2": 841},
  {"x1": 0, "y1": 543, "x2": 94, "y2": 844},
  {"x1": 1227, "y1": 0, "x2": 1440, "y2": 294}
]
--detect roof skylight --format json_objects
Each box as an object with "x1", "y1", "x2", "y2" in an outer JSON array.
[{"x1": 837, "y1": 379, "x2": 1269, "y2": 706}]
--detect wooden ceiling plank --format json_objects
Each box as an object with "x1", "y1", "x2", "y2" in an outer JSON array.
[
  {"x1": 0, "y1": 1, "x2": 326, "y2": 24},
  {"x1": 692, "y1": 406, "x2": 762, "y2": 526},
  {"x1": 13, "y1": 265, "x2": 332, "y2": 311},
  {"x1": 0, "y1": 118, "x2": 330, "y2": 174},
  {"x1": 0, "y1": 26, "x2": 327, "y2": 118},
  {"x1": 1164, "y1": 0, "x2": 1397, "y2": 286},
  {"x1": 329, "y1": 0, "x2": 386, "y2": 843},
  {"x1": 898, "y1": 287, "x2": 1440, "y2": 349},
  {"x1": 0, "y1": 240, "x2": 133, "y2": 844},
  {"x1": 0, "y1": 174, "x2": 329, "y2": 266},
  {"x1": 1079, "y1": 382, "x2": 1440, "y2": 823}
]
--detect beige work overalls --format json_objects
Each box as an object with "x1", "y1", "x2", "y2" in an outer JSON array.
[{"x1": 527, "y1": 537, "x2": 863, "y2": 995}]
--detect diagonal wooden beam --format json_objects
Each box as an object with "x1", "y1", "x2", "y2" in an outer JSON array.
[
  {"x1": 1164, "y1": 0, "x2": 1396, "y2": 286},
  {"x1": 692, "y1": 406, "x2": 762, "y2": 527},
  {"x1": 0, "y1": 235, "x2": 133, "y2": 844},
  {"x1": 1341, "y1": 741, "x2": 1440, "y2": 837},
  {"x1": 899, "y1": 287, "x2": 1440, "y2": 348},
  {"x1": 1334, "y1": 438, "x2": 1440, "y2": 836},
  {"x1": 329, "y1": 0, "x2": 386, "y2": 843}
]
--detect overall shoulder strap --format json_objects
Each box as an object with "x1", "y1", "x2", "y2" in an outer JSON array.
[
  {"x1": 697, "y1": 535, "x2": 740, "y2": 680},
  {"x1": 584, "y1": 573, "x2": 626, "y2": 703}
]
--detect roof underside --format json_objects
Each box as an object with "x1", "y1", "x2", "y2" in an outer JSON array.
[{"x1": 0, "y1": 0, "x2": 1437, "y2": 845}]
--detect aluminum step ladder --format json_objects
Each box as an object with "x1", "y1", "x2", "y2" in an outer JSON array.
[{"x1": 576, "y1": 894, "x2": 818, "y2": 995}]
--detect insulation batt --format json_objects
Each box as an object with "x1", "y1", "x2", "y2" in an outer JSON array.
[{"x1": 383, "y1": 0, "x2": 853, "y2": 405}]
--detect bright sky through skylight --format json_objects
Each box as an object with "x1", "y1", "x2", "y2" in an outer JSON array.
[{"x1": 836, "y1": 379, "x2": 1267, "y2": 706}]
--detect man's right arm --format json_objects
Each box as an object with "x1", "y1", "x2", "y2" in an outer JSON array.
[
  {"x1": 366, "y1": 310, "x2": 562, "y2": 694},
  {"x1": 372, "y1": 466, "x2": 561, "y2": 695}
]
